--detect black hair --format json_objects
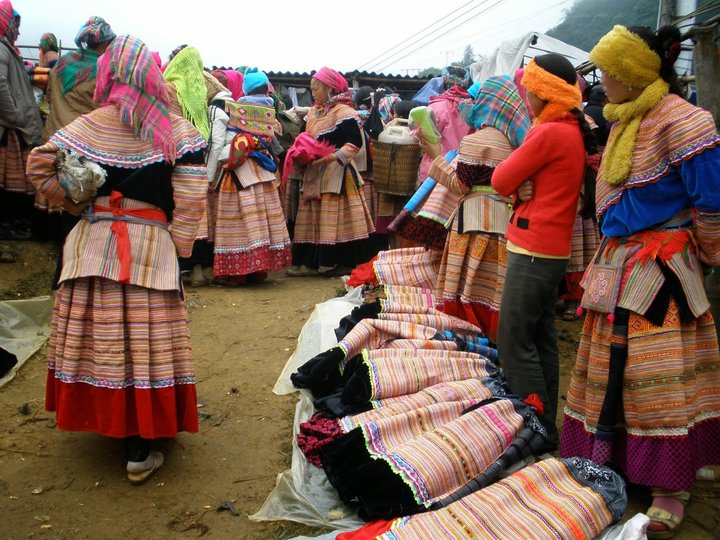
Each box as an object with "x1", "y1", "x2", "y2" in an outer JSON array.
[
  {"x1": 534, "y1": 53, "x2": 598, "y2": 155},
  {"x1": 394, "y1": 100, "x2": 417, "y2": 120},
  {"x1": 353, "y1": 86, "x2": 373, "y2": 109},
  {"x1": 248, "y1": 84, "x2": 268, "y2": 96},
  {"x1": 627, "y1": 25, "x2": 683, "y2": 96}
]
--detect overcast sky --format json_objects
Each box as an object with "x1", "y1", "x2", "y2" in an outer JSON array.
[{"x1": 16, "y1": 0, "x2": 575, "y2": 74}]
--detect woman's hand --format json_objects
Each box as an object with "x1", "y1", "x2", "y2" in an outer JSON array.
[
  {"x1": 517, "y1": 180, "x2": 535, "y2": 202},
  {"x1": 311, "y1": 153, "x2": 338, "y2": 168},
  {"x1": 418, "y1": 137, "x2": 442, "y2": 160},
  {"x1": 62, "y1": 196, "x2": 91, "y2": 216}
]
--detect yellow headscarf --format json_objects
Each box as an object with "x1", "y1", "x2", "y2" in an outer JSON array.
[
  {"x1": 163, "y1": 46, "x2": 211, "y2": 140},
  {"x1": 589, "y1": 26, "x2": 669, "y2": 185}
]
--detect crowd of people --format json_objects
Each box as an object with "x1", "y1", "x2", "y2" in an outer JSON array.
[{"x1": 1, "y1": 1, "x2": 719, "y2": 536}]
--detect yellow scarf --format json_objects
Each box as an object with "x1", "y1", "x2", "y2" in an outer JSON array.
[
  {"x1": 601, "y1": 78, "x2": 669, "y2": 185},
  {"x1": 589, "y1": 25, "x2": 670, "y2": 185}
]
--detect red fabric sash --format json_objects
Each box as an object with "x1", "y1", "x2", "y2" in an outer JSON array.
[{"x1": 93, "y1": 191, "x2": 167, "y2": 283}]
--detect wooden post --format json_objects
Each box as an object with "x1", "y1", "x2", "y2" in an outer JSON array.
[
  {"x1": 657, "y1": 0, "x2": 675, "y2": 27},
  {"x1": 691, "y1": 22, "x2": 720, "y2": 125}
]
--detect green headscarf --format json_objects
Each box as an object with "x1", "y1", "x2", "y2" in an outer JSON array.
[{"x1": 162, "y1": 46, "x2": 210, "y2": 140}]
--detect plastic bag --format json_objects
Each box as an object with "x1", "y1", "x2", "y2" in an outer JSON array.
[{"x1": 57, "y1": 149, "x2": 107, "y2": 203}]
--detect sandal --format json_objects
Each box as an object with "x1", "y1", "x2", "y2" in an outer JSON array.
[
  {"x1": 646, "y1": 490, "x2": 690, "y2": 539},
  {"x1": 562, "y1": 301, "x2": 579, "y2": 321},
  {"x1": 127, "y1": 450, "x2": 164, "y2": 485}
]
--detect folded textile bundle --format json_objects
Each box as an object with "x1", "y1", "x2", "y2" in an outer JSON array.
[{"x1": 377, "y1": 457, "x2": 626, "y2": 539}]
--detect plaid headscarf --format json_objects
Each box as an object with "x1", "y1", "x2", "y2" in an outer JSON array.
[
  {"x1": 378, "y1": 94, "x2": 401, "y2": 124},
  {"x1": 94, "y1": 35, "x2": 175, "y2": 162},
  {"x1": 442, "y1": 66, "x2": 470, "y2": 90},
  {"x1": 459, "y1": 75, "x2": 531, "y2": 149},
  {"x1": 74, "y1": 16, "x2": 115, "y2": 49},
  {"x1": 39, "y1": 32, "x2": 58, "y2": 52},
  {"x1": 0, "y1": 0, "x2": 14, "y2": 38},
  {"x1": 163, "y1": 45, "x2": 210, "y2": 140}
]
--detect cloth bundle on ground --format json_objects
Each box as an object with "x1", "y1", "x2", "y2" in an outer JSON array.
[
  {"x1": 291, "y1": 299, "x2": 489, "y2": 398},
  {"x1": 337, "y1": 457, "x2": 626, "y2": 539},
  {"x1": 292, "y1": 273, "x2": 552, "y2": 522}
]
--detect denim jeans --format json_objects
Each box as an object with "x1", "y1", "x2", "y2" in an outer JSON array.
[{"x1": 497, "y1": 251, "x2": 568, "y2": 449}]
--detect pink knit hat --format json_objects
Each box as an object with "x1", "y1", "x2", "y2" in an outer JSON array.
[{"x1": 313, "y1": 66, "x2": 348, "y2": 93}]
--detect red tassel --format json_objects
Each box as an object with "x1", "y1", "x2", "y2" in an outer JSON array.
[
  {"x1": 607, "y1": 313, "x2": 615, "y2": 324},
  {"x1": 523, "y1": 393, "x2": 544, "y2": 416},
  {"x1": 575, "y1": 306, "x2": 584, "y2": 317}
]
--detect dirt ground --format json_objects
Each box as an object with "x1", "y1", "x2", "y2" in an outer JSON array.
[{"x1": 1, "y1": 240, "x2": 718, "y2": 539}]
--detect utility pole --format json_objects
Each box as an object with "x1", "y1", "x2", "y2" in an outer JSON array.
[{"x1": 657, "y1": 0, "x2": 675, "y2": 27}]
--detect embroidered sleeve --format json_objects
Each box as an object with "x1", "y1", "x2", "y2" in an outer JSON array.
[
  {"x1": 693, "y1": 210, "x2": 720, "y2": 267},
  {"x1": 427, "y1": 155, "x2": 469, "y2": 194},
  {"x1": 170, "y1": 150, "x2": 207, "y2": 257},
  {"x1": 335, "y1": 118, "x2": 362, "y2": 164},
  {"x1": 26, "y1": 140, "x2": 67, "y2": 206}
]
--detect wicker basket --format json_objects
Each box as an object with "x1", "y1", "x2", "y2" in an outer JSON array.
[{"x1": 372, "y1": 141, "x2": 422, "y2": 196}]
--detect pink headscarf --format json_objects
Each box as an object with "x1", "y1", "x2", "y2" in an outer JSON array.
[
  {"x1": 313, "y1": 66, "x2": 348, "y2": 94},
  {"x1": 219, "y1": 69, "x2": 244, "y2": 100},
  {"x1": 94, "y1": 35, "x2": 175, "y2": 162},
  {"x1": 0, "y1": 0, "x2": 14, "y2": 38},
  {"x1": 514, "y1": 68, "x2": 535, "y2": 121}
]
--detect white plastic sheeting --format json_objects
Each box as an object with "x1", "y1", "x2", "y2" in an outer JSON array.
[
  {"x1": 469, "y1": 32, "x2": 590, "y2": 84},
  {"x1": 251, "y1": 287, "x2": 365, "y2": 532},
  {"x1": 0, "y1": 296, "x2": 52, "y2": 388}
]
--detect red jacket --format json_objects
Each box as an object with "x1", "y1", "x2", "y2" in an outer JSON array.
[{"x1": 491, "y1": 117, "x2": 585, "y2": 257}]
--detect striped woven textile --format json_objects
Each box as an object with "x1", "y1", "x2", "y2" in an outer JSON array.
[
  {"x1": 383, "y1": 285, "x2": 435, "y2": 307},
  {"x1": 414, "y1": 182, "x2": 462, "y2": 230},
  {"x1": 343, "y1": 399, "x2": 525, "y2": 508},
  {"x1": 436, "y1": 232, "x2": 507, "y2": 342},
  {"x1": 597, "y1": 94, "x2": 720, "y2": 216},
  {"x1": 213, "y1": 176, "x2": 291, "y2": 277},
  {"x1": 45, "y1": 276, "x2": 198, "y2": 438},
  {"x1": 566, "y1": 214, "x2": 599, "y2": 273},
  {"x1": 293, "y1": 168, "x2": 375, "y2": 245},
  {"x1": 561, "y1": 298, "x2": 720, "y2": 490},
  {"x1": 341, "y1": 378, "x2": 499, "y2": 432},
  {"x1": 581, "y1": 233, "x2": 709, "y2": 319},
  {"x1": 380, "y1": 457, "x2": 625, "y2": 540},
  {"x1": 357, "y1": 348, "x2": 496, "y2": 402},
  {"x1": 305, "y1": 103, "x2": 361, "y2": 165},
  {"x1": 374, "y1": 247, "x2": 441, "y2": 290},
  {"x1": 338, "y1": 319, "x2": 439, "y2": 360},
  {"x1": 57, "y1": 195, "x2": 184, "y2": 290},
  {"x1": 0, "y1": 130, "x2": 33, "y2": 194}
]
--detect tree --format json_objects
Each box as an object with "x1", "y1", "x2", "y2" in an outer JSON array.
[
  {"x1": 546, "y1": 0, "x2": 658, "y2": 51},
  {"x1": 455, "y1": 45, "x2": 475, "y2": 67},
  {"x1": 419, "y1": 67, "x2": 442, "y2": 77}
]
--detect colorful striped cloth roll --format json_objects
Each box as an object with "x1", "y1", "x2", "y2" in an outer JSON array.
[{"x1": 379, "y1": 457, "x2": 626, "y2": 540}]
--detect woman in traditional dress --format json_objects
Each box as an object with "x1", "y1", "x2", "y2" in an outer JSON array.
[
  {"x1": 207, "y1": 67, "x2": 291, "y2": 284},
  {"x1": 27, "y1": 35, "x2": 207, "y2": 484},
  {"x1": 418, "y1": 76, "x2": 530, "y2": 344},
  {"x1": 0, "y1": 0, "x2": 42, "y2": 241},
  {"x1": 163, "y1": 45, "x2": 214, "y2": 285},
  {"x1": 392, "y1": 66, "x2": 472, "y2": 250},
  {"x1": 286, "y1": 67, "x2": 376, "y2": 277},
  {"x1": 560, "y1": 25, "x2": 720, "y2": 539}
]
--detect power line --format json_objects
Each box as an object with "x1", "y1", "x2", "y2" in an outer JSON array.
[
  {"x1": 357, "y1": 0, "x2": 482, "y2": 70},
  {"x1": 359, "y1": 0, "x2": 495, "y2": 72},
  {"x1": 376, "y1": 0, "x2": 505, "y2": 73}
]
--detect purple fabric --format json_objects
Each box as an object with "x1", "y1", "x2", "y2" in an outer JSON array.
[{"x1": 560, "y1": 414, "x2": 720, "y2": 490}]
